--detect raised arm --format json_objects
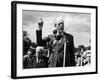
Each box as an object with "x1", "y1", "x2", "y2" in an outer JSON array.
[{"x1": 36, "y1": 18, "x2": 50, "y2": 47}]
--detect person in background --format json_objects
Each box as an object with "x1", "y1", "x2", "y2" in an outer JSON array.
[
  {"x1": 32, "y1": 46, "x2": 49, "y2": 68},
  {"x1": 23, "y1": 50, "x2": 34, "y2": 69}
]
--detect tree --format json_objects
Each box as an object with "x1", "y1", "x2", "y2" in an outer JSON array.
[{"x1": 23, "y1": 31, "x2": 32, "y2": 55}]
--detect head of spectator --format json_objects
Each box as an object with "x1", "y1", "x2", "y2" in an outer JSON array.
[
  {"x1": 36, "y1": 46, "x2": 44, "y2": 59},
  {"x1": 27, "y1": 50, "x2": 33, "y2": 59}
]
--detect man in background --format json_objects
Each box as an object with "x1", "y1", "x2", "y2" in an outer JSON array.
[
  {"x1": 32, "y1": 46, "x2": 49, "y2": 68},
  {"x1": 23, "y1": 50, "x2": 34, "y2": 69}
]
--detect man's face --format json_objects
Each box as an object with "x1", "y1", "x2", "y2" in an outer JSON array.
[
  {"x1": 36, "y1": 49, "x2": 43, "y2": 59},
  {"x1": 27, "y1": 51, "x2": 32, "y2": 58},
  {"x1": 55, "y1": 22, "x2": 64, "y2": 35}
]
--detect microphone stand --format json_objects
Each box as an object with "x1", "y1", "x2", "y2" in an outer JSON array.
[
  {"x1": 63, "y1": 41, "x2": 66, "y2": 67},
  {"x1": 63, "y1": 35, "x2": 66, "y2": 67}
]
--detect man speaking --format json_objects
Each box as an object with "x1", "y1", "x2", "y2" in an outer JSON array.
[{"x1": 36, "y1": 17, "x2": 76, "y2": 67}]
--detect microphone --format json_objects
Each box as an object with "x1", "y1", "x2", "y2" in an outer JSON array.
[
  {"x1": 52, "y1": 29, "x2": 61, "y2": 41},
  {"x1": 53, "y1": 29, "x2": 57, "y2": 35}
]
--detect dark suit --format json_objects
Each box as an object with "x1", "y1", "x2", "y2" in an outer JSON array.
[
  {"x1": 36, "y1": 30, "x2": 76, "y2": 67},
  {"x1": 23, "y1": 55, "x2": 48, "y2": 68},
  {"x1": 32, "y1": 56, "x2": 48, "y2": 68}
]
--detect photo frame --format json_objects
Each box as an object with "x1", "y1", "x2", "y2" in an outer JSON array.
[{"x1": 11, "y1": 1, "x2": 98, "y2": 79}]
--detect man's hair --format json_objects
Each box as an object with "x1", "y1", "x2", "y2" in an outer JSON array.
[
  {"x1": 54, "y1": 17, "x2": 64, "y2": 27},
  {"x1": 36, "y1": 46, "x2": 44, "y2": 53}
]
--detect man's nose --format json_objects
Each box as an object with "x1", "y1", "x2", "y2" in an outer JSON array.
[{"x1": 58, "y1": 27, "x2": 63, "y2": 30}]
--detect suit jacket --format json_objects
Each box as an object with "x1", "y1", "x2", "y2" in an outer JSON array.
[
  {"x1": 32, "y1": 56, "x2": 48, "y2": 68},
  {"x1": 23, "y1": 55, "x2": 48, "y2": 68},
  {"x1": 36, "y1": 30, "x2": 76, "y2": 67}
]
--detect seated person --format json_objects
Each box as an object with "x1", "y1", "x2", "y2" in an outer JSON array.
[{"x1": 32, "y1": 46, "x2": 49, "y2": 68}]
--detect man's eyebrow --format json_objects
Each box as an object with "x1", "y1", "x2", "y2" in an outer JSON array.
[{"x1": 58, "y1": 23, "x2": 63, "y2": 25}]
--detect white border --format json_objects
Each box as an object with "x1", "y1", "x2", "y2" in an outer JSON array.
[{"x1": 17, "y1": 3, "x2": 96, "y2": 77}]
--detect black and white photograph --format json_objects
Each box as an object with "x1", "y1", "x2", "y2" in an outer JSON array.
[
  {"x1": 11, "y1": 1, "x2": 97, "y2": 79},
  {"x1": 23, "y1": 11, "x2": 91, "y2": 68}
]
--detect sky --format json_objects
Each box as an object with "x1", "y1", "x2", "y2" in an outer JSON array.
[{"x1": 22, "y1": 10, "x2": 91, "y2": 47}]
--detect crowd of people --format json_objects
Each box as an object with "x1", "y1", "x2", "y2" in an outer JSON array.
[
  {"x1": 75, "y1": 46, "x2": 91, "y2": 66},
  {"x1": 23, "y1": 17, "x2": 91, "y2": 69}
]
